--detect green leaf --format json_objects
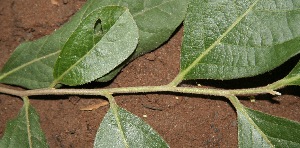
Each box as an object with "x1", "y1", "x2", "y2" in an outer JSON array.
[
  {"x1": 0, "y1": 0, "x2": 189, "y2": 89},
  {"x1": 180, "y1": 0, "x2": 300, "y2": 80},
  {"x1": 0, "y1": 0, "x2": 94, "y2": 89},
  {"x1": 53, "y1": 6, "x2": 138, "y2": 86},
  {"x1": 88, "y1": 0, "x2": 189, "y2": 59},
  {"x1": 94, "y1": 107, "x2": 169, "y2": 148},
  {"x1": 94, "y1": 0, "x2": 190, "y2": 82},
  {"x1": 0, "y1": 100, "x2": 48, "y2": 148},
  {"x1": 238, "y1": 107, "x2": 300, "y2": 148},
  {"x1": 277, "y1": 60, "x2": 300, "y2": 86}
]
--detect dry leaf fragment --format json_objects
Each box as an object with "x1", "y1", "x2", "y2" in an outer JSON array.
[{"x1": 80, "y1": 101, "x2": 109, "y2": 111}]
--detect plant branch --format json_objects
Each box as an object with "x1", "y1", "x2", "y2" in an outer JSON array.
[{"x1": 0, "y1": 84, "x2": 281, "y2": 98}]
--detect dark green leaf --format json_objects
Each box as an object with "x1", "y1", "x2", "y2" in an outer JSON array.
[
  {"x1": 53, "y1": 6, "x2": 138, "y2": 86},
  {"x1": 0, "y1": 0, "x2": 189, "y2": 89},
  {"x1": 94, "y1": 107, "x2": 169, "y2": 148},
  {"x1": 238, "y1": 107, "x2": 300, "y2": 148},
  {"x1": 181, "y1": 0, "x2": 300, "y2": 80},
  {"x1": 0, "y1": 102, "x2": 48, "y2": 148}
]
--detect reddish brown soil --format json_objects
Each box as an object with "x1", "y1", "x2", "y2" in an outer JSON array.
[{"x1": 0, "y1": 0, "x2": 300, "y2": 148}]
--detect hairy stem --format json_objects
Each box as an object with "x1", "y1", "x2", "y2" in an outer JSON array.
[{"x1": 0, "y1": 84, "x2": 280, "y2": 98}]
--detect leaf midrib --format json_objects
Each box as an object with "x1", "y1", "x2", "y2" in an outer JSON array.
[{"x1": 25, "y1": 102, "x2": 33, "y2": 148}]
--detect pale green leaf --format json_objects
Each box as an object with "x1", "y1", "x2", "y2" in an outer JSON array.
[
  {"x1": 53, "y1": 6, "x2": 138, "y2": 86},
  {"x1": 94, "y1": 107, "x2": 169, "y2": 148},
  {"x1": 0, "y1": 102, "x2": 48, "y2": 148},
  {"x1": 0, "y1": 0, "x2": 188, "y2": 89},
  {"x1": 181, "y1": 0, "x2": 300, "y2": 80},
  {"x1": 238, "y1": 107, "x2": 300, "y2": 148}
]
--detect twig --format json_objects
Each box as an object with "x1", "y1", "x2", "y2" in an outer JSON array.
[{"x1": 0, "y1": 85, "x2": 280, "y2": 98}]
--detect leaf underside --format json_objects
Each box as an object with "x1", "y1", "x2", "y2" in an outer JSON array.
[
  {"x1": 181, "y1": 0, "x2": 300, "y2": 80},
  {"x1": 0, "y1": 104, "x2": 48, "y2": 148},
  {"x1": 238, "y1": 107, "x2": 300, "y2": 148},
  {"x1": 94, "y1": 107, "x2": 169, "y2": 148}
]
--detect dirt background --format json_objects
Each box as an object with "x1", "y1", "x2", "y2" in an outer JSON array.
[{"x1": 0, "y1": 0, "x2": 300, "y2": 147}]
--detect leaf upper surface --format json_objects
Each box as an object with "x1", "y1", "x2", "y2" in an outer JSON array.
[
  {"x1": 238, "y1": 107, "x2": 300, "y2": 148},
  {"x1": 53, "y1": 6, "x2": 138, "y2": 86},
  {"x1": 181, "y1": 0, "x2": 300, "y2": 80},
  {"x1": 94, "y1": 107, "x2": 169, "y2": 148},
  {"x1": 0, "y1": 103, "x2": 48, "y2": 148}
]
